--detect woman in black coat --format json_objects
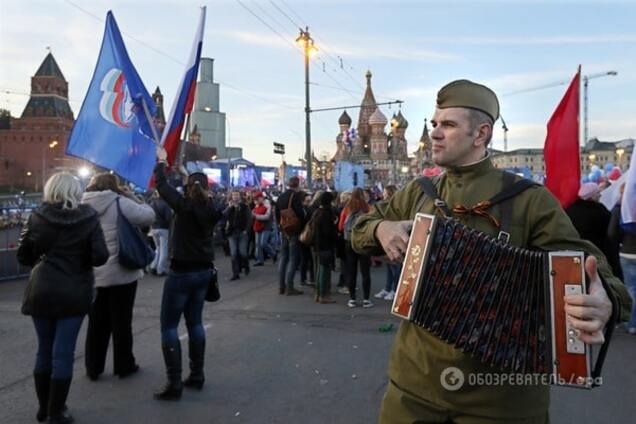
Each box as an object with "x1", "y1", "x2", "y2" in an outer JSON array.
[
  {"x1": 18, "y1": 172, "x2": 108, "y2": 424},
  {"x1": 153, "y1": 154, "x2": 221, "y2": 400},
  {"x1": 312, "y1": 192, "x2": 338, "y2": 304}
]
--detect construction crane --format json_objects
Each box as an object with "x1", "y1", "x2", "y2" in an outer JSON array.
[{"x1": 503, "y1": 69, "x2": 618, "y2": 146}]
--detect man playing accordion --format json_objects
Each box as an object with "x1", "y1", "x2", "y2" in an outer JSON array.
[{"x1": 352, "y1": 80, "x2": 632, "y2": 424}]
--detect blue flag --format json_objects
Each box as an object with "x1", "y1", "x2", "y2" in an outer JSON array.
[{"x1": 66, "y1": 11, "x2": 157, "y2": 187}]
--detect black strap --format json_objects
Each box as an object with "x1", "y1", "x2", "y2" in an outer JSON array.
[
  {"x1": 591, "y1": 273, "x2": 620, "y2": 387},
  {"x1": 487, "y1": 176, "x2": 538, "y2": 207},
  {"x1": 416, "y1": 176, "x2": 451, "y2": 216},
  {"x1": 495, "y1": 172, "x2": 517, "y2": 239}
]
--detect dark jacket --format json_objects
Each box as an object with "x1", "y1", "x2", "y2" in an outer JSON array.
[
  {"x1": 566, "y1": 199, "x2": 622, "y2": 279},
  {"x1": 608, "y1": 203, "x2": 636, "y2": 255},
  {"x1": 312, "y1": 206, "x2": 338, "y2": 252},
  {"x1": 151, "y1": 196, "x2": 173, "y2": 230},
  {"x1": 18, "y1": 203, "x2": 108, "y2": 317},
  {"x1": 275, "y1": 189, "x2": 306, "y2": 225},
  {"x1": 154, "y1": 163, "x2": 221, "y2": 271},
  {"x1": 224, "y1": 202, "x2": 251, "y2": 235}
]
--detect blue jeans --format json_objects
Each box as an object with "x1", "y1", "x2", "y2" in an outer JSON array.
[
  {"x1": 278, "y1": 234, "x2": 300, "y2": 289},
  {"x1": 620, "y1": 256, "x2": 636, "y2": 328},
  {"x1": 32, "y1": 316, "x2": 84, "y2": 379},
  {"x1": 255, "y1": 230, "x2": 275, "y2": 264},
  {"x1": 160, "y1": 269, "x2": 211, "y2": 345},
  {"x1": 385, "y1": 263, "x2": 402, "y2": 292}
]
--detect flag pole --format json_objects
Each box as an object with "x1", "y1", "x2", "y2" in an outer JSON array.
[
  {"x1": 176, "y1": 113, "x2": 191, "y2": 176},
  {"x1": 141, "y1": 98, "x2": 161, "y2": 146}
]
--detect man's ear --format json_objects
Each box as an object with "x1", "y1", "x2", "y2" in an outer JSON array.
[{"x1": 473, "y1": 123, "x2": 492, "y2": 148}]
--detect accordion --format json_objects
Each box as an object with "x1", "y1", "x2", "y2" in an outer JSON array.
[{"x1": 392, "y1": 213, "x2": 610, "y2": 389}]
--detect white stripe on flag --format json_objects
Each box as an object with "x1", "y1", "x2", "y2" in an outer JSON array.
[
  {"x1": 621, "y1": 146, "x2": 636, "y2": 224},
  {"x1": 160, "y1": 6, "x2": 206, "y2": 146}
]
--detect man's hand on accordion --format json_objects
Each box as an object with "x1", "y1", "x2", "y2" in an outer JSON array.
[
  {"x1": 564, "y1": 255, "x2": 613, "y2": 345},
  {"x1": 375, "y1": 220, "x2": 413, "y2": 262}
]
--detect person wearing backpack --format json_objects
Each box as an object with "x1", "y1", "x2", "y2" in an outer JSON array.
[{"x1": 275, "y1": 176, "x2": 306, "y2": 295}]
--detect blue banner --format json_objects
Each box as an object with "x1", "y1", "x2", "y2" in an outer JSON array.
[{"x1": 66, "y1": 11, "x2": 157, "y2": 187}]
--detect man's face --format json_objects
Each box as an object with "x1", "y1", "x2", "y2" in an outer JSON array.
[
  {"x1": 430, "y1": 107, "x2": 479, "y2": 167},
  {"x1": 303, "y1": 195, "x2": 312, "y2": 206},
  {"x1": 231, "y1": 191, "x2": 241, "y2": 202}
]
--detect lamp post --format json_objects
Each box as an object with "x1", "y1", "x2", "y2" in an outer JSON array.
[
  {"x1": 296, "y1": 27, "x2": 317, "y2": 188},
  {"x1": 41, "y1": 139, "x2": 58, "y2": 190},
  {"x1": 583, "y1": 70, "x2": 617, "y2": 144}
]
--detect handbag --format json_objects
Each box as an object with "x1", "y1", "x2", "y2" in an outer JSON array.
[
  {"x1": 116, "y1": 197, "x2": 155, "y2": 269},
  {"x1": 205, "y1": 266, "x2": 220, "y2": 302},
  {"x1": 299, "y1": 214, "x2": 315, "y2": 245}
]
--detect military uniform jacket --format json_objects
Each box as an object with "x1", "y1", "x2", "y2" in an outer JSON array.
[{"x1": 351, "y1": 157, "x2": 632, "y2": 419}]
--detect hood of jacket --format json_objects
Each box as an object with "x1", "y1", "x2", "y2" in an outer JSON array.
[
  {"x1": 33, "y1": 202, "x2": 97, "y2": 226},
  {"x1": 82, "y1": 190, "x2": 119, "y2": 216}
]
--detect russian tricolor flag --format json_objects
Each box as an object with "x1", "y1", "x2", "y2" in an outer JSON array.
[{"x1": 162, "y1": 6, "x2": 206, "y2": 166}]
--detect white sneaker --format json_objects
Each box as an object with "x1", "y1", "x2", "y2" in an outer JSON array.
[
  {"x1": 362, "y1": 300, "x2": 374, "y2": 308},
  {"x1": 374, "y1": 289, "x2": 389, "y2": 299},
  {"x1": 347, "y1": 300, "x2": 357, "y2": 308},
  {"x1": 628, "y1": 327, "x2": 636, "y2": 335},
  {"x1": 384, "y1": 291, "x2": 395, "y2": 301},
  {"x1": 338, "y1": 287, "x2": 350, "y2": 295}
]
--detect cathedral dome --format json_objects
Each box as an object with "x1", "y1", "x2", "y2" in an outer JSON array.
[
  {"x1": 368, "y1": 108, "x2": 387, "y2": 126},
  {"x1": 395, "y1": 111, "x2": 408, "y2": 129},
  {"x1": 338, "y1": 110, "x2": 352, "y2": 125}
]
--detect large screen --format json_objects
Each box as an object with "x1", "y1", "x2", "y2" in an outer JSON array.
[
  {"x1": 202, "y1": 168, "x2": 222, "y2": 186},
  {"x1": 261, "y1": 171, "x2": 275, "y2": 187}
]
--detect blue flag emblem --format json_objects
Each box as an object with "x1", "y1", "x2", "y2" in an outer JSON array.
[{"x1": 66, "y1": 11, "x2": 157, "y2": 187}]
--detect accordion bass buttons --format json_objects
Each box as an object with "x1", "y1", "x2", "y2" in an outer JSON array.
[{"x1": 564, "y1": 284, "x2": 585, "y2": 355}]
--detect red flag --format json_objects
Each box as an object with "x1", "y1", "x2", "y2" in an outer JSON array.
[{"x1": 544, "y1": 67, "x2": 581, "y2": 208}]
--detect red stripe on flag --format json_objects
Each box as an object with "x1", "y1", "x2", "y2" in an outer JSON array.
[
  {"x1": 112, "y1": 73, "x2": 126, "y2": 128},
  {"x1": 184, "y1": 80, "x2": 197, "y2": 114},
  {"x1": 544, "y1": 69, "x2": 581, "y2": 208},
  {"x1": 164, "y1": 124, "x2": 185, "y2": 166}
]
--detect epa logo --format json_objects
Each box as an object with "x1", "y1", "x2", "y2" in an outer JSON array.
[{"x1": 440, "y1": 367, "x2": 465, "y2": 391}]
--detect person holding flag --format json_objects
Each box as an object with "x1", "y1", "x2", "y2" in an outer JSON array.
[{"x1": 151, "y1": 7, "x2": 212, "y2": 401}]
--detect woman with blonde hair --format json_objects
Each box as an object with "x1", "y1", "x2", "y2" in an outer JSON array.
[
  {"x1": 18, "y1": 172, "x2": 109, "y2": 423},
  {"x1": 82, "y1": 172, "x2": 155, "y2": 381}
]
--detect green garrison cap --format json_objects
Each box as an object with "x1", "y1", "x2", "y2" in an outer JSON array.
[{"x1": 436, "y1": 79, "x2": 500, "y2": 121}]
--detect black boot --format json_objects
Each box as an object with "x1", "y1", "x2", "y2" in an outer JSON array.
[
  {"x1": 231, "y1": 257, "x2": 241, "y2": 279},
  {"x1": 242, "y1": 258, "x2": 250, "y2": 275},
  {"x1": 34, "y1": 372, "x2": 50, "y2": 422},
  {"x1": 183, "y1": 340, "x2": 205, "y2": 390},
  {"x1": 154, "y1": 342, "x2": 182, "y2": 401},
  {"x1": 47, "y1": 378, "x2": 73, "y2": 424}
]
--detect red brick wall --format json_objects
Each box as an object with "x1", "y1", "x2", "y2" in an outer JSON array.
[{"x1": 0, "y1": 116, "x2": 83, "y2": 191}]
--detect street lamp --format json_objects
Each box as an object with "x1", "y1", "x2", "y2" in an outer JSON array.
[
  {"x1": 616, "y1": 148, "x2": 625, "y2": 170},
  {"x1": 296, "y1": 27, "x2": 318, "y2": 188},
  {"x1": 42, "y1": 139, "x2": 59, "y2": 190}
]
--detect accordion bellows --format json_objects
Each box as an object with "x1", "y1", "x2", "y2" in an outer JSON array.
[{"x1": 392, "y1": 213, "x2": 594, "y2": 388}]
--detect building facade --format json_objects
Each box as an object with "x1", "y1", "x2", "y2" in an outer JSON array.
[
  {"x1": 189, "y1": 58, "x2": 241, "y2": 159},
  {"x1": 0, "y1": 53, "x2": 83, "y2": 191},
  {"x1": 491, "y1": 138, "x2": 634, "y2": 178},
  {"x1": 332, "y1": 71, "x2": 411, "y2": 186}
]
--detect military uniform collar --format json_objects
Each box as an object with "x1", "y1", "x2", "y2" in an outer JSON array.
[{"x1": 444, "y1": 153, "x2": 494, "y2": 182}]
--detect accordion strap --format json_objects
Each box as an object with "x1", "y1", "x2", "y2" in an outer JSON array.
[
  {"x1": 591, "y1": 273, "x2": 620, "y2": 387},
  {"x1": 416, "y1": 176, "x2": 451, "y2": 216}
]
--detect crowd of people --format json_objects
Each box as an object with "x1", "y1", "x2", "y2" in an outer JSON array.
[
  {"x1": 12, "y1": 78, "x2": 636, "y2": 424},
  {"x1": 14, "y1": 151, "x2": 402, "y2": 422}
]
